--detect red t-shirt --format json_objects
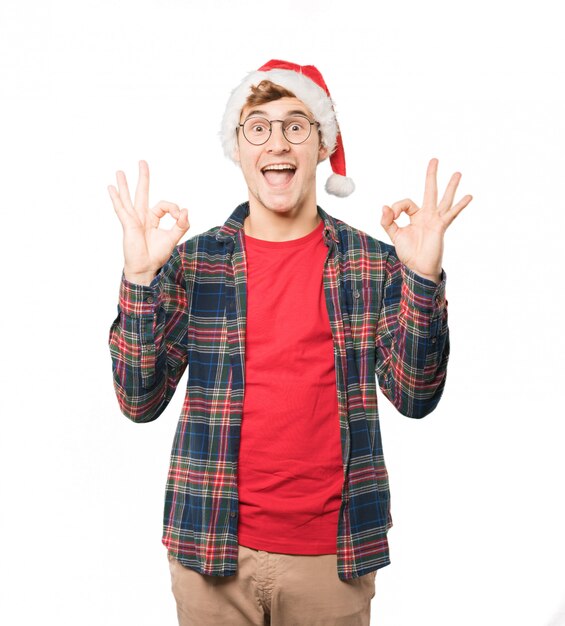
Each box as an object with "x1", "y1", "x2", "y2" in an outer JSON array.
[{"x1": 237, "y1": 218, "x2": 344, "y2": 554}]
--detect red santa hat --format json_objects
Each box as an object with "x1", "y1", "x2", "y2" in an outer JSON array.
[{"x1": 221, "y1": 59, "x2": 355, "y2": 197}]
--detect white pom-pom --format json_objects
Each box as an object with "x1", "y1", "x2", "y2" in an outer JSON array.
[{"x1": 325, "y1": 174, "x2": 355, "y2": 197}]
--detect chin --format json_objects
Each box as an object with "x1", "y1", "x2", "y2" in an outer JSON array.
[
  {"x1": 255, "y1": 191, "x2": 300, "y2": 214},
  {"x1": 266, "y1": 200, "x2": 296, "y2": 212}
]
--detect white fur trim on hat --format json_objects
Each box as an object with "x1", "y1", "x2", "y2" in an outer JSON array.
[{"x1": 220, "y1": 68, "x2": 338, "y2": 162}]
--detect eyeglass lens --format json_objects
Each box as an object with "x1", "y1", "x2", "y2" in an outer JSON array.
[{"x1": 242, "y1": 116, "x2": 313, "y2": 145}]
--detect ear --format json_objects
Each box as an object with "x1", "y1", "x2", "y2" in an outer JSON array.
[{"x1": 317, "y1": 143, "x2": 330, "y2": 163}]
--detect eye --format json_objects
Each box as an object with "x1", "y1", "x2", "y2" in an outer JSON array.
[
  {"x1": 244, "y1": 117, "x2": 270, "y2": 136},
  {"x1": 284, "y1": 117, "x2": 309, "y2": 134}
]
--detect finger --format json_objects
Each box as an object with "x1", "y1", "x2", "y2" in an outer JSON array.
[
  {"x1": 446, "y1": 194, "x2": 473, "y2": 222},
  {"x1": 167, "y1": 208, "x2": 191, "y2": 244},
  {"x1": 178, "y1": 208, "x2": 190, "y2": 231},
  {"x1": 108, "y1": 184, "x2": 134, "y2": 224},
  {"x1": 381, "y1": 205, "x2": 399, "y2": 240},
  {"x1": 423, "y1": 158, "x2": 438, "y2": 209},
  {"x1": 150, "y1": 201, "x2": 181, "y2": 220},
  {"x1": 134, "y1": 160, "x2": 149, "y2": 213},
  {"x1": 146, "y1": 201, "x2": 182, "y2": 231},
  {"x1": 389, "y1": 198, "x2": 419, "y2": 219},
  {"x1": 116, "y1": 170, "x2": 134, "y2": 212},
  {"x1": 438, "y1": 171, "x2": 462, "y2": 212},
  {"x1": 107, "y1": 185, "x2": 123, "y2": 212}
]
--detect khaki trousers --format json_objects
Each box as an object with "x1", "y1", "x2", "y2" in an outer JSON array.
[{"x1": 168, "y1": 544, "x2": 376, "y2": 626}]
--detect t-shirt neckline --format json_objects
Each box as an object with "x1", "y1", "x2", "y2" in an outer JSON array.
[{"x1": 243, "y1": 219, "x2": 324, "y2": 249}]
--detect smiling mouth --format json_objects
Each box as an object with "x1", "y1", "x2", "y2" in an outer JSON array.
[{"x1": 261, "y1": 164, "x2": 296, "y2": 187}]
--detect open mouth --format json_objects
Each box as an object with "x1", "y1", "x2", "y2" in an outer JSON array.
[{"x1": 261, "y1": 163, "x2": 296, "y2": 187}]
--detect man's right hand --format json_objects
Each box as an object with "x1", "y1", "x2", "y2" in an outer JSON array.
[{"x1": 108, "y1": 160, "x2": 190, "y2": 286}]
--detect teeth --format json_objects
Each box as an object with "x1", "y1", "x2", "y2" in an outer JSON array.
[{"x1": 262, "y1": 164, "x2": 296, "y2": 171}]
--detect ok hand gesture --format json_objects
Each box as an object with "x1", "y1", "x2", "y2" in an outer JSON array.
[
  {"x1": 108, "y1": 160, "x2": 190, "y2": 286},
  {"x1": 381, "y1": 158, "x2": 472, "y2": 284}
]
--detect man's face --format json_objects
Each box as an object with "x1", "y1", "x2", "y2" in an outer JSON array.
[{"x1": 235, "y1": 97, "x2": 329, "y2": 218}]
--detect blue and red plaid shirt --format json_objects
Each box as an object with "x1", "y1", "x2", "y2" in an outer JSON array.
[{"x1": 108, "y1": 201, "x2": 449, "y2": 580}]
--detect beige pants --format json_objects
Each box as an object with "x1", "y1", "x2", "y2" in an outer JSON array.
[{"x1": 168, "y1": 544, "x2": 376, "y2": 626}]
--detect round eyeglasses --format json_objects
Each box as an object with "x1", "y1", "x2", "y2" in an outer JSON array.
[{"x1": 238, "y1": 114, "x2": 320, "y2": 146}]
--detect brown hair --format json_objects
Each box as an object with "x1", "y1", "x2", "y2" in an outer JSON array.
[{"x1": 244, "y1": 80, "x2": 296, "y2": 107}]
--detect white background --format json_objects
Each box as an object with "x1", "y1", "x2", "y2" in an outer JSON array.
[{"x1": 1, "y1": 0, "x2": 564, "y2": 624}]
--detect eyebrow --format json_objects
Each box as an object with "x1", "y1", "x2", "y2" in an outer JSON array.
[{"x1": 243, "y1": 108, "x2": 310, "y2": 119}]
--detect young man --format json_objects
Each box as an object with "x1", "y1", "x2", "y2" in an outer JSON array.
[{"x1": 108, "y1": 60, "x2": 472, "y2": 625}]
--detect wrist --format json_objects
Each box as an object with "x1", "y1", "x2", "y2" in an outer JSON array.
[
  {"x1": 403, "y1": 263, "x2": 441, "y2": 285},
  {"x1": 415, "y1": 271, "x2": 441, "y2": 285},
  {"x1": 123, "y1": 268, "x2": 158, "y2": 286}
]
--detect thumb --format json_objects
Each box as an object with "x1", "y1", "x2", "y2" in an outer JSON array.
[
  {"x1": 169, "y1": 208, "x2": 190, "y2": 243},
  {"x1": 381, "y1": 206, "x2": 398, "y2": 240}
]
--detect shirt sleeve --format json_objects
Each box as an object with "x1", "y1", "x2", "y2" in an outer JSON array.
[
  {"x1": 108, "y1": 246, "x2": 189, "y2": 423},
  {"x1": 375, "y1": 251, "x2": 449, "y2": 418}
]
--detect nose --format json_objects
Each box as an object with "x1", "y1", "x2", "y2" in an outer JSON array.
[{"x1": 266, "y1": 120, "x2": 290, "y2": 152}]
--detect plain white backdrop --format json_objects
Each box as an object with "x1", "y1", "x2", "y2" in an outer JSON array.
[{"x1": 1, "y1": 0, "x2": 564, "y2": 624}]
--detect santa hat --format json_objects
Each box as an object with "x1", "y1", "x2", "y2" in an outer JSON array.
[{"x1": 221, "y1": 59, "x2": 355, "y2": 197}]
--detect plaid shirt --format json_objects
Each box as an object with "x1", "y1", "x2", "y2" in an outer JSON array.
[{"x1": 108, "y1": 201, "x2": 449, "y2": 580}]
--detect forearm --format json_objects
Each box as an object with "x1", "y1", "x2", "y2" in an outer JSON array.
[
  {"x1": 376, "y1": 260, "x2": 449, "y2": 418},
  {"x1": 108, "y1": 251, "x2": 188, "y2": 423},
  {"x1": 109, "y1": 306, "x2": 171, "y2": 423}
]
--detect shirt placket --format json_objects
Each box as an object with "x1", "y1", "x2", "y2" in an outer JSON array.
[
  {"x1": 321, "y1": 230, "x2": 353, "y2": 536},
  {"x1": 224, "y1": 229, "x2": 248, "y2": 557}
]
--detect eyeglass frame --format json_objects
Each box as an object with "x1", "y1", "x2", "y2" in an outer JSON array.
[{"x1": 237, "y1": 114, "x2": 321, "y2": 146}]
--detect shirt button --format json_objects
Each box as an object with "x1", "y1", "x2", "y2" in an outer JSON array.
[
  {"x1": 230, "y1": 511, "x2": 237, "y2": 518},
  {"x1": 353, "y1": 289, "x2": 360, "y2": 299},
  {"x1": 431, "y1": 337, "x2": 437, "y2": 344},
  {"x1": 146, "y1": 296, "x2": 154, "y2": 304}
]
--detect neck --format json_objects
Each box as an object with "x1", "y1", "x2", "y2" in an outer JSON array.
[{"x1": 243, "y1": 200, "x2": 321, "y2": 242}]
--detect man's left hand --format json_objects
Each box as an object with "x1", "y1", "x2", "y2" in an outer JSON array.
[{"x1": 380, "y1": 158, "x2": 473, "y2": 284}]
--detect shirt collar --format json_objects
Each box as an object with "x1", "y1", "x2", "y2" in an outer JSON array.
[{"x1": 215, "y1": 201, "x2": 339, "y2": 245}]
